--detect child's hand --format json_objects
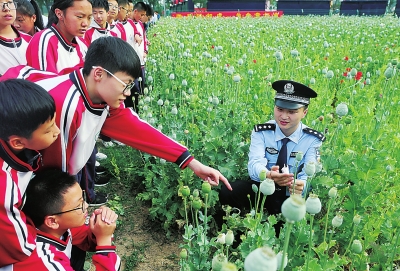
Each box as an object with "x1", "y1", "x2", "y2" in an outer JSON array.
[
  {"x1": 89, "y1": 208, "x2": 118, "y2": 246},
  {"x1": 135, "y1": 34, "x2": 143, "y2": 45}
]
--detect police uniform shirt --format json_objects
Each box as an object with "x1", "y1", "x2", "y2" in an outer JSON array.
[{"x1": 248, "y1": 120, "x2": 323, "y2": 190}]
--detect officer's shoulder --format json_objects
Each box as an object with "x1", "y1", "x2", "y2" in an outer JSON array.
[
  {"x1": 254, "y1": 123, "x2": 276, "y2": 132},
  {"x1": 303, "y1": 127, "x2": 326, "y2": 142}
]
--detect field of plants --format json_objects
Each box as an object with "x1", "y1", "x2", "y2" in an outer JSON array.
[{"x1": 105, "y1": 15, "x2": 399, "y2": 270}]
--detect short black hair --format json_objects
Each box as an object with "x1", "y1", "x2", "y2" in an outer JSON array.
[
  {"x1": 15, "y1": 0, "x2": 44, "y2": 30},
  {"x1": 0, "y1": 79, "x2": 55, "y2": 140},
  {"x1": 91, "y1": 0, "x2": 109, "y2": 11},
  {"x1": 22, "y1": 169, "x2": 77, "y2": 227},
  {"x1": 145, "y1": 3, "x2": 153, "y2": 16},
  {"x1": 133, "y1": 1, "x2": 146, "y2": 11},
  {"x1": 83, "y1": 36, "x2": 141, "y2": 79},
  {"x1": 116, "y1": 0, "x2": 128, "y2": 6},
  {"x1": 47, "y1": 0, "x2": 92, "y2": 27}
]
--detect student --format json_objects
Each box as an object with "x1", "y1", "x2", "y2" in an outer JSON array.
[
  {"x1": 0, "y1": 79, "x2": 60, "y2": 266},
  {"x1": 1, "y1": 36, "x2": 232, "y2": 207},
  {"x1": 218, "y1": 80, "x2": 324, "y2": 232},
  {"x1": 9, "y1": 169, "x2": 120, "y2": 270},
  {"x1": 106, "y1": 0, "x2": 126, "y2": 40},
  {"x1": 0, "y1": 0, "x2": 31, "y2": 75},
  {"x1": 25, "y1": 0, "x2": 92, "y2": 74},
  {"x1": 83, "y1": 0, "x2": 117, "y2": 45},
  {"x1": 13, "y1": 0, "x2": 44, "y2": 36}
]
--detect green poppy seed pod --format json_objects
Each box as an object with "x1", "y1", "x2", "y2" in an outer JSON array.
[
  {"x1": 182, "y1": 79, "x2": 188, "y2": 86},
  {"x1": 248, "y1": 69, "x2": 254, "y2": 76},
  {"x1": 366, "y1": 56, "x2": 372, "y2": 62},
  {"x1": 296, "y1": 151, "x2": 304, "y2": 161},
  {"x1": 217, "y1": 233, "x2": 226, "y2": 245},
  {"x1": 328, "y1": 187, "x2": 338, "y2": 198},
  {"x1": 384, "y1": 67, "x2": 394, "y2": 79},
  {"x1": 259, "y1": 169, "x2": 267, "y2": 181},
  {"x1": 205, "y1": 67, "x2": 212, "y2": 75},
  {"x1": 157, "y1": 99, "x2": 164, "y2": 106},
  {"x1": 305, "y1": 162, "x2": 316, "y2": 176},
  {"x1": 169, "y1": 73, "x2": 175, "y2": 80},
  {"x1": 315, "y1": 162, "x2": 323, "y2": 173},
  {"x1": 332, "y1": 214, "x2": 343, "y2": 227},
  {"x1": 353, "y1": 214, "x2": 361, "y2": 225},
  {"x1": 233, "y1": 75, "x2": 241, "y2": 82},
  {"x1": 180, "y1": 248, "x2": 188, "y2": 259},
  {"x1": 212, "y1": 97, "x2": 220, "y2": 105},
  {"x1": 274, "y1": 51, "x2": 283, "y2": 61},
  {"x1": 336, "y1": 103, "x2": 348, "y2": 117},
  {"x1": 180, "y1": 186, "x2": 190, "y2": 197},
  {"x1": 326, "y1": 70, "x2": 334, "y2": 79},
  {"x1": 281, "y1": 194, "x2": 306, "y2": 222},
  {"x1": 225, "y1": 230, "x2": 234, "y2": 246},
  {"x1": 355, "y1": 62, "x2": 362, "y2": 69},
  {"x1": 392, "y1": 59, "x2": 398, "y2": 65},
  {"x1": 252, "y1": 184, "x2": 259, "y2": 193},
  {"x1": 351, "y1": 240, "x2": 363, "y2": 254},
  {"x1": 202, "y1": 182, "x2": 212, "y2": 194},
  {"x1": 164, "y1": 99, "x2": 170, "y2": 106},
  {"x1": 276, "y1": 251, "x2": 288, "y2": 270},
  {"x1": 365, "y1": 78, "x2": 371, "y2": 85},
  {"x1": 253, "y1": 94, "x2": 258, "y2": 100},
  {"x1": 212, "y1": 253, "x2": 228, "y2": 271},
  {"x1": 221, "y1": 262, "x2": 238, "y2": 271},
  {"x1": 238, "y1": 59, "x2": 244, "y2": 65},
  {"x1": 310, "y1": 78, "x2": 316, "y2": 84},
  {"x1": 350, "y1": 68, "x2": 357, "y2": 76},
  {"x1": 193, "y1": 189, "x2": 199, "y2": 198},
  {"x1": 260, "y1": 179, "x2": 275, "y2": 196},
  {"x1": 244, "y1": 246, "x2": 277, "y2": 271},
  {"x1": 171, "y1": 106, "x2": 178, "y2": 115},
  {"x1": 192, "y1": 197, "x2": 202, "y2": 210},
  {"x1": 306, "y1": 194, "x2": 322, "y2": 214},
  {"x1": 192, "y1": 70, "x2": 198, "y2": 76}
]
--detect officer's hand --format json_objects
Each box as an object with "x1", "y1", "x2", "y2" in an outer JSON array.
[
  {"x1": 289, "y1": 179, "x2": 304, "y2": 195},
  {"x1": 269, "y1": 165, "x2": 293, "y2": 186}
]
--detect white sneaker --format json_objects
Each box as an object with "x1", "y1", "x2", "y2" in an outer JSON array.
[
  {"x1": 96, "y1": 152, "x2": 107, "y2": 160},
  {"x1": 102, "y1": 140, "x2": 114, "y2": 148},
  {"x1": 95, "y1": 161, "x2": 100, "y2": 167},
  {"x1": 112, "y1": 139, "x2": 126, "y2": 146}
]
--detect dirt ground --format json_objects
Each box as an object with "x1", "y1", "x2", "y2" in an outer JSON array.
[{"x1": 113, "y1": 204, "x2": 181, "y2": 271}]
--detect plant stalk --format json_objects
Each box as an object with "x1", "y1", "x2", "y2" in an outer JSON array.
[{"x1": 279, "y1": 221, "x2": 293, "y2": 271}]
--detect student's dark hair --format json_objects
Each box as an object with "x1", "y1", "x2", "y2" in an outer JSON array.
[
  {"x1": 22, "y1": 169, "x2": 77, "y2": 227},
  {"x1": 91, "y1": 0, "x2": 109, "y2": 11},
  {"x1": 116, "y1": 0, "x2": 128, "y2": 7},
  {"x1": 15, "y1": 0, "x2": 44, "y2": 30},
  {"x1": 133, "y1": 1, "x2": 146, "y2": 11},
  {"x1": 145, "y1": 4, "x2": 153, "y2": 16},
  {"x1": 0, "y1": 79, "x2": 55, "y2": 140},
  {"x1": 47, "y1": 0, "x2": 91, "y2": 27},
  {"x1": 83, "y1": 36, "x2": 141, "y2": 79}
]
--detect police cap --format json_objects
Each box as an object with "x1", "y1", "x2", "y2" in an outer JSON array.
[{"x1": 272, "y1": 80, "x2": 317, "y2": 110}]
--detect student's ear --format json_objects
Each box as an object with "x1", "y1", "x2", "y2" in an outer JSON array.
[
  {"x1": 302, "y1": 108, "x2": 308, "y2": 118},
  {"x1": 93, "y1": 67, "x2": 103, "y2": 81},
  {"x1": 32, "y1": 14, "x2": 37, "y2": 23},
  {"x1": 44, "y1": 215, "x2": 60, "y2": 230},
  {"x1": 55, "y1": 8, "x2": 64, "y2": 21},
  {"x1": 7, "y1": 135, "x2": 27, "y2": 151}
]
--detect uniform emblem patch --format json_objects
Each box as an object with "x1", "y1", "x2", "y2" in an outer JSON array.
[{"x1": 266, "y1": 147, "x2": 278, "y2": 154}]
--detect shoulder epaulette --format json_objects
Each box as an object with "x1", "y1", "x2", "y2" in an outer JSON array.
[
  {"x1": 254, "y1": 123, "x2": 276, "y2": 132},
  {"x1": 303, "y1": 127, "x2": 326, "y2": 142}
]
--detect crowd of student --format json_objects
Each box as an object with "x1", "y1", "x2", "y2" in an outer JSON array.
[{"x1": 0, "y1": 0, "x2": 230, "y2": 270}]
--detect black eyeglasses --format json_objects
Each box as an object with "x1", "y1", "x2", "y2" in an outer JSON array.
[
  {"x1": 1, "y1": 1, "x2": 17, "y2": 10},
  {"x1": 92, "y1": 66, "x2": 135, "y2": 94},
  {"x1": 52, "y1": 191, "x2": 87, "y2": 215},
  {"x1": 119, "y1": 6, "x2": 129, "y2": 12}
]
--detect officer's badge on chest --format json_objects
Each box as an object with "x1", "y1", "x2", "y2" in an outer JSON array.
[{"x1": 266, "y1": 147, "x2": 278, "y2": 154}]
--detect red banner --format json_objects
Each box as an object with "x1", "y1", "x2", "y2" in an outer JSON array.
[{"x1": 171, "y1": 10, "x2": 283, "y2": 18}]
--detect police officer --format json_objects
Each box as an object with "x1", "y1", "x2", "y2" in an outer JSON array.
[{"x1": 219, "y1": 80, "x2": 325, "y2": 226}]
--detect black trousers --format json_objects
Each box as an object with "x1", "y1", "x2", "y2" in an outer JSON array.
[{"x1": 218, "y1": 179, "x2": 288, "y2": 236}]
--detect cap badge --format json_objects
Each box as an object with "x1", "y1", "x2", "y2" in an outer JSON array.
[{"x1": 284, "y1": 83, "x2": 295, "y2": 94}]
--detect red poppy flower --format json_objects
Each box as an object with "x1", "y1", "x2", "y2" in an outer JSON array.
[
  {"x1": 211, "y1": 45, "x2": 215, "y2": 49},
  {"x1": 343, "y1": 56, "x2": 349, "y2": 61},
  {"x1": 343, "y1": 72, "x2": 348, "y2": 77},
  {"x1": 253, "y1": 59, "x2": 257, "y2": 63},
  {"x1": 346, "y1": 67, "x2": 351, "y2": 71},
  {"x1": 355, "y1": 71, "x2": 362, "y2": 81}
]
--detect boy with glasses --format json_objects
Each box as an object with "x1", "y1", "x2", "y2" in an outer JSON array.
[
  {"x1": 0, "y1": 79, "x2": 60, "y2": 266},
  {"x1": 1, "y1": 36, "x2": 231, "y2": 210},
  {"x1": 106, "y1": 0, "x2": 126, "y2": 40},
  {"x1": 12, "y1": 169, "x2": 120, "y2": 270}
]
